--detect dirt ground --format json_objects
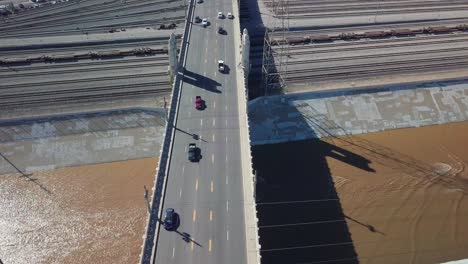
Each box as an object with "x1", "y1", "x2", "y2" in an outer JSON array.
[
  {"x1": 0, "y1": 158, "x2": 158, "y2": 264},
  {"x1": 253, "y1": 121, "x2": 468, "y2": 264}
]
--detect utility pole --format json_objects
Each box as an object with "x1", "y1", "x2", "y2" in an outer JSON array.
[
  {"x1": 143, "y1": 185, "x2": 150, "y2": 214},
  {"x1": 163, "y1": 97, "x2": 168, "y2": 122}
]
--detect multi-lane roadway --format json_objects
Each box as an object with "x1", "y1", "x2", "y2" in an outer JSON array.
[{"x1": 154, "y1": 0, "x2": 247, "y2": 262}]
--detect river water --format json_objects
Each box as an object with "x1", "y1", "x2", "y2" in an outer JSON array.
[
  {"x1": 325, "y1": 121, "x2": 468, "y2": 263},
  {"x1": 253, "y1": 121, "x2": 468, "y2": 264},
  {"x1": 0, "y1": 158, "x2": 157, "y2": 264}
]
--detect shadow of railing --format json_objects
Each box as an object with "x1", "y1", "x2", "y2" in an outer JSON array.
[{"x1": 0, "y1": 152, "x2": 51, "y2": 194}]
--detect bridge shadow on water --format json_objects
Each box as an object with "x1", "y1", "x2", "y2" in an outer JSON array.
[{"x1": 252, "y1": 136, "x2": 374, "y2": 264}]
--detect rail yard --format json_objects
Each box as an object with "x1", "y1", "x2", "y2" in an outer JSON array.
[
  {"x1": 241, "y1": 0, "x2": 468, "y2": 95},
  {"x1": 0, "y1": 0, "x2": 184, "y2": 113}
]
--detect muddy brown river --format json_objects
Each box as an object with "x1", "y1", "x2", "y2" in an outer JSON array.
[
  {"x1": 253, "y1": 121, "x2": 468, "y2": 264},
  {"x1": 0, "y1": 158, "x2": 157, "y2": 264},
  {"x1": 325, "y1": 121, "x2": 468, "y2": 264},
  {"x1": 3, "y1": 121, "x2": 468, "y2": 263}
]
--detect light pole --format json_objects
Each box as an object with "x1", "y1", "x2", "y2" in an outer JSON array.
[
  {"x1": 143, "y1": 185, "x2": 150, "y2": 214},
  {"x1": 163, "y1": 97, "x2": 168, "y2": 122}
]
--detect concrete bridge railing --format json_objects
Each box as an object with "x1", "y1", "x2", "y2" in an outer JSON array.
[{"x1": 231, "y1": 0, "x2": 262, "y2": 263}]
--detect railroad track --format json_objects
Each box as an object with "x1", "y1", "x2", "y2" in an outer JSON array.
[
  {"x1": 1, "y1": 72, "x2": 168, "y2": 90},
  {"x1": 251, "y1": 32, "x2": 468, "y2": 54},
  {"x1": 281, "y1": 56, "x2": 468, "y2": 81},
  {"x1": 265, "y1": 0, "x2": 468, "y2": 5},
  {"x1": 0, "y1": 35, "x2": 174, "y2": 52},
  {"x1": 5, "y1": 0, "x2": 181, "y2": 24},
  {"x1": 1, "y1": 82, "x2": 170, "y2": 99},
  {"x1": 261, "y1": 18, "x2": 468, "y2": 39},
  {"x1": 277, "y1": 32, "x2": 468, "y2": 50},
  {"x1": 0, "y1": 42, "x2": 173, "y2": 57},
  {"x1": 251, "y1": 36, "x2": 468, "y2": 60},
  {"x1": 0, "y1": 18, "x2": 185, "y2": 37},
  {"x1": 0, "y1": 17, "x2": 185, "y2": 36},
  {"x1": 0, "y1": 6, "x2": 184, "y2": 32},
  {"x1": 277, "y1": 6, "x2": 468, "y2": 18},
  {"x1": 254, "y1": 47, "x2": 468, "y2": 68},
  {"x1": 282, "y1": 43, "x2": 468, "y2": 61},
  {"x1": 0, "y1": 62, "x2": 168, "y2": 78},
  {"x1": 0, "y1": 87, "x2": 172, "y2": 108},
  {"x1": 0, "y1": 57, "x2": 168, "y2": 73},
  {"x1": 282, "y1": 2, "x2": 468, "y2": 13}
]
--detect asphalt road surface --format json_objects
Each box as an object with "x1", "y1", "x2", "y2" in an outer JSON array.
[{"x1": 154, "y1": 0, "x2": 247, "y2": 263}]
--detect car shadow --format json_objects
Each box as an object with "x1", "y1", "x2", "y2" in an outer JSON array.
[
  {"x1": 182, "y1": 68, "x2": 222, "y2": 93},
  {"x1": 219, "y1": 64, "x2": 230, "y2": 75}
]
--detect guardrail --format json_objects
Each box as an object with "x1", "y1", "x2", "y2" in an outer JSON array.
[
  {"x1": 139, "y1": 0, "x2": 195, "y2": 263},
  {"x1": 231, "y1": 0, "x2": 262, "y2": 263}
]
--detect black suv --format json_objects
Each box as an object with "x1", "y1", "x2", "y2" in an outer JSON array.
[
  {"x1": 218, "y1": 27, "x2": 226, "y2": 35},
  {"x1": 188, "y1": 143, "x2": 200, "y2": 162},
  {"x1": 163, "y1": 208, "x2": 177, "y2": 231}
]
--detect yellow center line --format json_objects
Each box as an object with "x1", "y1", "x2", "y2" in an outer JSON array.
[
  {"x1": 211, "y1": 181, "x2": 214, "y2": 193},
  {"x1": 209, "y1": 239, "x2": 212, "y2": 252},
  {"x1": 210, "y1": 210, "x2": 213, "y2": 221},
  {"x1": 191, "y1": 241, "x2": 194, "y2": 251},
  {"x1": 195, "y1": 178, "x2": 199, "y2": 191},
  {"x1": 211, "y1": 154, "x2": 214, "y2": 163},
  {"x1": 193, "y1": 209, "x2": 197, "y2": 222}
]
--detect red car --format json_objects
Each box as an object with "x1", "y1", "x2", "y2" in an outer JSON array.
[{"x1": 195, "y1": 96, "x2": 204, "y2": 110}]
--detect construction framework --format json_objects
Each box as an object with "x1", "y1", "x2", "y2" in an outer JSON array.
[{"x1": 261, "y1": 0, "x2": 290, "y2": 95}]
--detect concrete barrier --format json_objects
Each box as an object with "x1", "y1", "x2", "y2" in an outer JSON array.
[
  {"x1": 231, "y1": 0, "x2": 262, "y2": 263},
  {"x1": 138, "y1": 0, "x2": 195, "y2": 263}
]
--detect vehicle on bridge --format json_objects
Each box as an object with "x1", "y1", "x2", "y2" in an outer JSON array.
[
  {"x1": 227, "y1": 12, "x2": 233, "y2": 19},
  {"x1": 218, "y1": 60, "x2": 225, "y2": 72},
  {"x1": 217, "y1": 11, "x2": 224, "y2": 18},
  {"x1": 197, "y1": 0, "x2": 203, "y2": 3},
  {"x1": 202, "y1": 18, "x2": 208, "y2": 27},
  {"x1": 163, "y1": 208, "x2": 178, "y2": 231},
  {"x1": 188, "y1": 143, "x2": 201, "y2": 162},
  {"x1": 195, "y1": 96, "x2": 204, "y2": 110},
  {"x1": 194, "y1": 16, "x2": 201, "y2": 23},
  {"x1": 218, "y1": 26, "x2": 226, "y2": 35}
]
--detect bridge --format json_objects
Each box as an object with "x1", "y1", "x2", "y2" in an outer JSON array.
[{"x1": 139, "y1": 0, "x2": 261, "y2": 262}]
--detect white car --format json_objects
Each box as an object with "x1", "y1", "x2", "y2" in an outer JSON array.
[
  {"x1": 227, "y1": 12, "x2": 233, "y2": 19},
  {"x1": 217, "y1": 12, "x2": 224, "y2": 18},
  {"x1": 202, "y1": 18, "x2": 208, "y2": 27},
  {"x1": 218, "y1": 60, "x2": 225, "y2": 72}
]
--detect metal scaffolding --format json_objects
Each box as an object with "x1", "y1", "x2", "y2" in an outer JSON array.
[{"x1": 261, "y1": 0, "x2": 289, "y2": 95}]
